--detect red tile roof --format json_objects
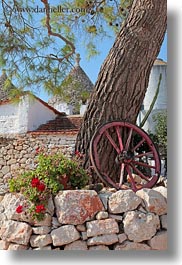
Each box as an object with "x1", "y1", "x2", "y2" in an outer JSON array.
[{"x1": 29, "y1": 115, "x2": 83, "y2": 135}]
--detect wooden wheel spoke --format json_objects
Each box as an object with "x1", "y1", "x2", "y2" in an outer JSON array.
[
  {"x1": 125, "y1": 128, "x2": 133, "y2": 151},
  {"x1": 129, "y1": 163, "x2": 151, "y2": 182},
  {"x1": 126, "y1": 165, "x2": 137, "y2": 192},
  {"x1": 134, "y1": 151, "x2": 153, "y2": 159},
  {"x1": 131, "y1": 138, "x2": 145, "y2": 152},
  {"x1": 115, "y1": 126, "x2": 124, "y2": 151},
  {"x1": 104, "y1": 130, "x2": 120, "y2": 154},
  {"x1": 131, "y1": 160, "x2": 156, "y2": 169},
  {"x1": 119, "y1": 163, "x2": 125, "y2": 188}
]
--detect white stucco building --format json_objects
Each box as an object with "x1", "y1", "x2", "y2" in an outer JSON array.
[
  {"x1": 0, "y1": 92, "x2": 60, "y2": 135},
  {"x1": 137, "y1": 58, "x2": 167, "y2": 133}
]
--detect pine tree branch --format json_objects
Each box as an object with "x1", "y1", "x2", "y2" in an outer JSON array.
[{"x1": 41, "y1": 0, "x2": 76, "y2": 62}]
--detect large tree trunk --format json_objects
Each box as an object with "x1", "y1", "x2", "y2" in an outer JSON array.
[{"x1": 75, "y1": 0, "x2": 167, "y2": 183}]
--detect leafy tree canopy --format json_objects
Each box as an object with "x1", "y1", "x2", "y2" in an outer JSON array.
[{"x1": 0, "y1": 0, "x2": 132, "y2": 97}]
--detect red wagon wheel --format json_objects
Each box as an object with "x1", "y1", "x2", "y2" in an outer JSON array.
[{"x1": 90, "y1": 121, "x2": 161, "y2": 192}]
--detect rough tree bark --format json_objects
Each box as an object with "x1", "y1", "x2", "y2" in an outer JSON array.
[{"x1": 75, "y1": 0, "x2": 167, "y2": 182}]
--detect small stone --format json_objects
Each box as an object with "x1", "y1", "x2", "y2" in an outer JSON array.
[
  {"x1": 81, "y1": 232, "x2": 88, "y2": 241},
  {"x1": 89, "y1": 245, "x2": 109, "y2": 250},
  {"x1": 30, "y1": 234, "x2": 52, "y2": 248},
  {"x1": 51, "y1": 225, "x2": 80, "y2": 246},
  {"x1": 7, "y1": 159, "x2": 16, "y2": 165},
  {"x1": 76, "y1": 224, "x2": 86, "y2": 232},
  {"x1": 136, "y1": 188, "x2": 167, "y2": 215},
  {"x1": 114, "y1": 241, "x2": 151, "y2": 250},
  {"x1": 87, "y1": 234, "x2": 118, "y2": 246},
  {"x1": 148, "y1": 231, "x2": 167, "y2": 250},
  {"x1": 160, "y1": 215, "x2": 167, "y2": 230},
  {"x1": 118, "y1": 233, "x2": 127, "y2": 244},
  {"x1": 1, "y1": 166, "x2": 10, "y2": 175},
  {"x1": 108, "y1": 214, "x2": 123, "y2": 221},
  {"x1": 64, "y1": 240, "x2": 88, "y2": 250},
  {"x1": 0, "y1": 159, "x2": 6, "y2": 166},
  {"x1": 96, "y1": 211, "x2": 108, "y2": 220},
  {"x1": 86, "y1": 218, "x2": 119, "y2": 237},
  {"x1": 108, "y1": 190, "x2": 142, "y2": 214}
]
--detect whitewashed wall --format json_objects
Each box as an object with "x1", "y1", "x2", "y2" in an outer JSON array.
[
  {"x1": 27, "y1": 97, "x2": 57, "y2": 132},
  {"x1": 0, "y1": 95, "x2": 58, "y2": 135},
  {"x1": 53, "y1": 102, "x2": 73, "y2": 115},
  {"x1": 138, "y1": 63, "x2": 167, "y2": 133},
  {"x1": 143, "y1": 65, "x2": 167, "y2": 110},
  {"x1": 0, "y1": 98, "x2": 28, "y2": 135}
]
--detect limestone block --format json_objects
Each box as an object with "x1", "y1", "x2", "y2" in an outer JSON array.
[
  {"x1": 0, "y1": 220, "x2": 32, "y2": 245},
  {"x1": 54, "y1": 190, "x2": 104, "y2": 225},
  {"x1": 32, "y1": 226, "x2": 51, "y2": 235},
  {"x1": 148, "y1": 231, "x2": 167, "y2": 250},
  {"x1": 64, "y1": 240, "x2": 88, "y2": 250},
  {"x1": 87, "y1": 234, "x2": 118, "y2": 246},
  {"x1": 30, "y1": 234, "x2": 52, "y2": 248},
  {"x1": 123, "y1": 211, "x2": 160, "y2": 242},
  {"x1": 86, "y1": 218, "x2": 119, "y2": 237},
  {"x1": 108, "y1": 190, "x2": 142, "y2": 214},
  {"x1": 51, "y1": 225, "x2": 80, "y2": 246},
  {"x1": 0, "y1": 193, "x2": 33, "y2": 223},
  {"x1": 136, "y1": 188, "x2": 167, "y2": 215},
  {"x1": 114, "y1": 241, "x2": 151, "y2": 250}
]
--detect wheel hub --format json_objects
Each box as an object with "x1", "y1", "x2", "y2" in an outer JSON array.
[{"x1": 115, "y1": 150, "x2": 134, "y2": 164}]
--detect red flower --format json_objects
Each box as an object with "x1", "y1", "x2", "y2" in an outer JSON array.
[
  {"x1": 37, "y1": 182, "x2": 45, "y2": 192},
  {"x1": 16, "y1": 205, "x2": 23, "y2": 214},
  {"x1": 35, "y1": 147, "x2": 40, "y2": 154},
  {"x1": 31, "y1": 178, "x2": 40, "y2": 187},
  {"x1": 75, "y1": 150, "x2": 80, "y2": 155},
  {"x1": 35, "y1": 204, "x2": 45, "y2": 213}
]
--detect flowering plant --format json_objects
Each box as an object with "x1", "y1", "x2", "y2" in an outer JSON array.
[{"x1": 9, "y1": 152, "x2": 89, "y2": 221}]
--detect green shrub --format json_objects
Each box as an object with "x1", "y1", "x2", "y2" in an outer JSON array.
[
  {"x1": 153, "y1": 111, "x2": 167, "y2": 157},
  {"x1": 9, "y1": 153, "x2": 89, "y2": 221}
]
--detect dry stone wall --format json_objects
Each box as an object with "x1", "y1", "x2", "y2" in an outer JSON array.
[
  {"x1": 0, "y1": 188, "x2": 167, "y2": 251},
  {"x1": 0, "y1": 133, "x2": 76, "y2": 195}
]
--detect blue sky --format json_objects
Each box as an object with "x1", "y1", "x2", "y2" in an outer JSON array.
[{"x1": 40, "y1": 32, "x2": 167, "y2": 102}]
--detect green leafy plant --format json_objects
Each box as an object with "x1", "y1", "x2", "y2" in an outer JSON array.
[
  {"x1": 152, "y1": 111, "x2": 167, "y2": 157},
  {"x1": 9, "y1": 152, "x2": 89, "y2": 221}
]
